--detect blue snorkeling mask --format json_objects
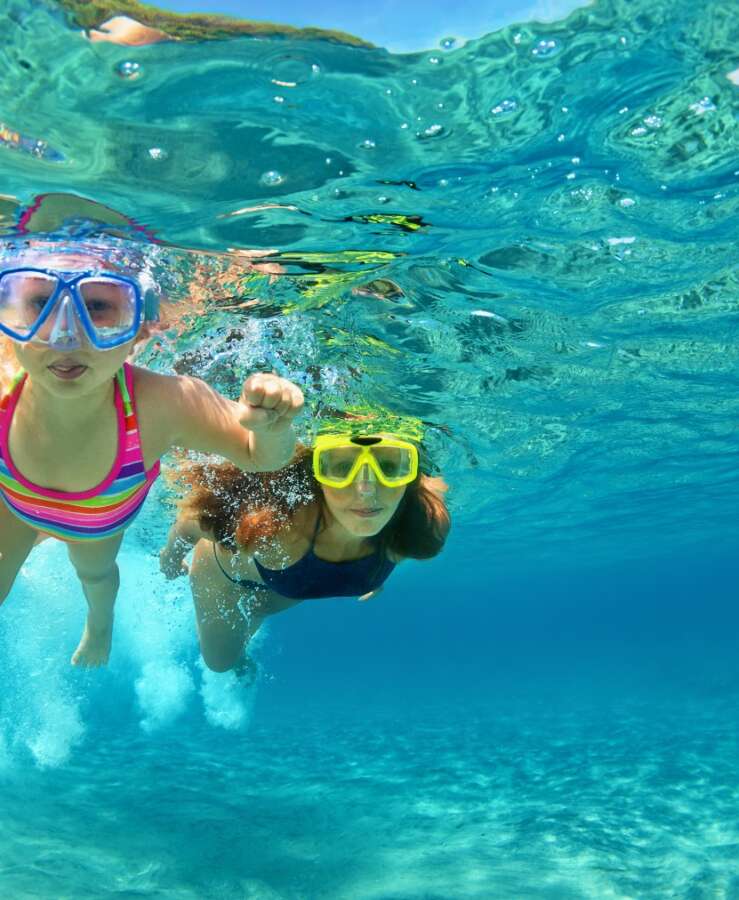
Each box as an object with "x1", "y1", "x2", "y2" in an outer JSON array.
[{"x1": 0, "y1": 267, "x2": 143, "y2": 351}]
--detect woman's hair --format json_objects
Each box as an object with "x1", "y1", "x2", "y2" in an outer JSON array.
[{"x1": 178, "y1": 445, "x2": 450, "y2": 560}]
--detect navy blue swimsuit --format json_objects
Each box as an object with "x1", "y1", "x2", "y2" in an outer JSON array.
[{"x1": 213, "y1": 514, "x2": 395, "y2": 600}]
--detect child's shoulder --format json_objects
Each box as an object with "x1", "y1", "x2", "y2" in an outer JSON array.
[
  {"x1": 129, "y1": 363, "x2": 177, "y2": 394},
  {"x1": 128, "y1": 365, "x2": 186, "y2": 459},
  {"x1": 129, "y1": 364, "x2": 193, "y2": 413}
]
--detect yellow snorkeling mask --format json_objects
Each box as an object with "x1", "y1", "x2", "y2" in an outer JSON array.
[{"x1": 313, "y1": 434, "x2": 419, "y2": 489}]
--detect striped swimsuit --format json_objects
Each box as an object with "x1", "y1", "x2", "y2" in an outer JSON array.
[{"x1": 0, "y1": 363, "x2": 160, "y2": 541}]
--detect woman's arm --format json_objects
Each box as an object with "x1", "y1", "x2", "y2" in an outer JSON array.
[{"x1": 160, "y1": 510, "x2": 207, "y2": 579}]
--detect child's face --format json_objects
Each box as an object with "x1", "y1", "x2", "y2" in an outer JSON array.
[{"x1": 8, "y1": 251, "x2": 141, "y2": 397}]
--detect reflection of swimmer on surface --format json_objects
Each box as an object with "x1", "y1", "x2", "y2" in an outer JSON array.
[
  {"x1": 0, "y1": 240, "x2": 303, "y2": 668},
  {"x1": 160, "y1": 430, "x2": 450, "y2": 674}
]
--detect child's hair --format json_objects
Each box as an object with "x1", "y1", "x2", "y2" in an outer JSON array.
[{"x1": 178, "y1": 446, "x2": 450, "y2": 560}]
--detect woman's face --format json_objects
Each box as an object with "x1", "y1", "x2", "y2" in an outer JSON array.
[
  {"x1": 321, "y1": 471, "x2": 407, "y2": 538},
  {"x1": 8, "y1": 251, "x2": 139, "y2": 398}
]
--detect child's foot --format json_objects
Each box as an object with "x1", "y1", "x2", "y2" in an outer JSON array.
[{"x1": 71, "y1": 616, "x2": 113, "y2": 667}]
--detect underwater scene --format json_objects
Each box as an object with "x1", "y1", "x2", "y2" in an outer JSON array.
[{"x1": 0, "y1": 0, "x2": 738, "y2": 896}]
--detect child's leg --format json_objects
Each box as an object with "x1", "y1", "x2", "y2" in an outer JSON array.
[
  {"x1": 66, "y1": 533, "x2": 124, "y2": 668},
  {"x1": 0, "y1": 502, "x2": 38, "y2": 603}
]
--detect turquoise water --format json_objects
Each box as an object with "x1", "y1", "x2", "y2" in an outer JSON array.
[{"x1": 1, "y1": 0, "x2": 738, "y2": 895}]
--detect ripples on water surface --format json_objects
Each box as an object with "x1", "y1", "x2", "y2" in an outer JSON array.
[{"x1": 1, "y1": 0, "x2": 737, "y2": 560}]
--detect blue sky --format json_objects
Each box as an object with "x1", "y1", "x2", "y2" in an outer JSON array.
[{"x1": 150, "y1": 0, "x2": 588, "y2": 52}]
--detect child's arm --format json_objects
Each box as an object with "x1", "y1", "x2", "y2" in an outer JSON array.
[
  {"x1": 143, "y1": 369, "x2": 304, "y2": 472},
  {"x1": 160, "y1": 510, "x2": 206, "y2": 579}
]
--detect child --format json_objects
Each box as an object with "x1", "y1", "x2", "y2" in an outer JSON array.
[
  {"x1": 160, "y1": 432, "x2": 450, "y2": 674},
  {"x1": 0, "y1": 241, "x2": 303, "y2": 667}
]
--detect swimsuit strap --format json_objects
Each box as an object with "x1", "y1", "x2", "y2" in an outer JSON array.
[
  {"x1": 212, "y1": 542, "x2": 265, "y2": 594},
  {"x1": 213, "y1": 542, "x2": 239, "y2": 585},
  {"x1": 116, "y1": 365, "x2": 134, "y2": 419},
  {"x1": 8, "y1": 370, "x2": 26, "y2": 393}
]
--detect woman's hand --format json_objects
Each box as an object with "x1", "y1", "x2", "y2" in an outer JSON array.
[
  {"x1": 238, "y1": 373, "x2": 304, "y2": 434},
  {"x1": 159, "y1": 546, "x2": 189, "y2": 580}
]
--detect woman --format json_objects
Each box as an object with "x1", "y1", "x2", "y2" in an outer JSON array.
[{"x1": 160, "y1": 432, "x2": 450, "y2": 673}]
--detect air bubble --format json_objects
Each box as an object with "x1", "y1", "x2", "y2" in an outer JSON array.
[
  {"x1": 260, "y1": 170, "x2": 284, "y2": 187},
  {"x1": 532, "y1": 39, "x2": 559, "y2": 58},
  {"x1": 418, "y1": 124, "x2": 445, "y2": 140},
  {"x1": 689, "y1": 96, "x2": 716, "y2": 115},
  {"x1": 115, "y1": 61, "x2": 142, "y2": 80},
  {"x1": 428, "y1": 56, "x2": 441, "y2": 65},
  {"x1": 148, "y1": 147, "x2": 167, "y2": 160},
  {"x1": 440, "y1": 37, "x2": 456, "y2": 50},
  {"x1": 266, "y1": 52, "x2": 322, "y2": 87},
  {"x1": 491, "y1": 99, "x2": 518, "y2": 116}
]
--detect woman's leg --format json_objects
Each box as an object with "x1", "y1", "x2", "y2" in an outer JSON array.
[
  {"x1": 189, "y1": 540, "x2": 297, "y2": 673},
  {"x1": 0, "y1": 502, "x2": 38, "y2": 603},
  {"x1": 66, "y1": 532, "x2": 124, "y2": 667}
]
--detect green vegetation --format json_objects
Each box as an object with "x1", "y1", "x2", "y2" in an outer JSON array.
[{"x1": 56, "y1": 0, "x2": 372, "y2": 46}]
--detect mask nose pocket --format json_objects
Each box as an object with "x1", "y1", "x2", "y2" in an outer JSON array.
[
  {"x1": 48, "y1": 294, "x2": 83, "y2": 350},
  {"x1": 356, "y1": 462, "x2": 378, "y2": 486}
]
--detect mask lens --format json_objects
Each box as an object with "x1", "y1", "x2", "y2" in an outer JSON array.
[
  {"x1": 78, "y1": 277, "x2": 138, "y2": 340},
  {"x1": 373, "y1": 447, "x2": 413, "y2": 483},
  {"x1": 0, "y1": 271, "x2": 57, "y2": 337},
  {"x1": 318, "y1": 447, "x2": 362, "y2": 483}
]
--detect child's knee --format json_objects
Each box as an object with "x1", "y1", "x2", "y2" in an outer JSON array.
[{"x1": 74, "y1": 561, "x2": 120, "y2": 587}]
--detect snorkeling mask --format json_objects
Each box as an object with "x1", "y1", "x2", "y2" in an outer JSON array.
[
  {"x1": 313, "y1": 434, "x2": 419, "y2": 489},
  {"x1": 0, "y1": 267, "x2": 144, "y2": 350}
]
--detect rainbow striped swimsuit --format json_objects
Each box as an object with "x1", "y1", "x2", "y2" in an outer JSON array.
[{"x1": 0, "y1": 363, "x2": 160, "y2": 541}]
